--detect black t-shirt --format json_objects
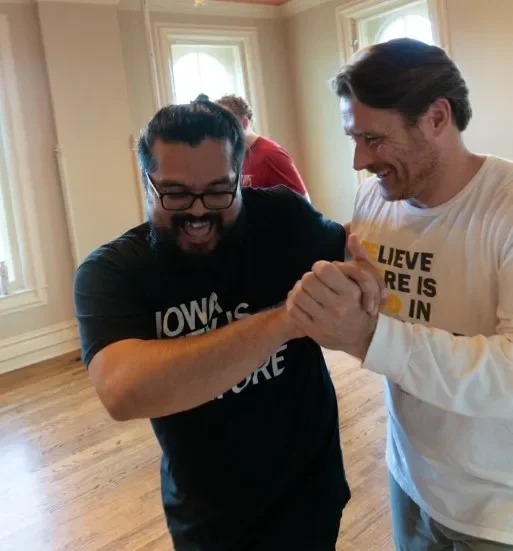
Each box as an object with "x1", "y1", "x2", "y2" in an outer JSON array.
[{"x1": 74, "y1": 187, "x2": 351, "y2": 551}]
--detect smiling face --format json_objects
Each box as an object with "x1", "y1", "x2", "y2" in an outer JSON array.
[
  {"x1": 341, "y1": 96, "x2": 439, "y2": 203},
  {"x1": 147, "y1": 137, "x2": 242, "y2": 255}
]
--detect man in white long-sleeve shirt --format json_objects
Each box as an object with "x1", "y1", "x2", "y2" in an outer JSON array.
[{"x1": 286, "y1": 38, "x2": 513, "y2": 550}]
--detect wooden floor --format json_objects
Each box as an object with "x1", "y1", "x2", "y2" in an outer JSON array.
[{"x1": 0, "y1": 350, "x2": 392, "y2": 551}]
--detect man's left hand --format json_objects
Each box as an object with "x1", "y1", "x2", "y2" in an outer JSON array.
[{"x1": 286, "y1": 234, "x2": 385, "y2": 359}]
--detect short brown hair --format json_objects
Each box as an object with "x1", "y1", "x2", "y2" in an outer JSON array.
[
  {"x1": 333, "y1": 38, "x2": 472, "y2": 131},
  {"x1": 217, "y1": 94, "x2": 254, "y2": 121}
]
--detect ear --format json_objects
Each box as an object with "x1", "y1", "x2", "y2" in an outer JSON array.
[
  {"x1": 427, "y1": 98, "x2": 453, "y2": 137},
  {"x1": 240, "y1": 116, "x2": 250, "y2": 131}
]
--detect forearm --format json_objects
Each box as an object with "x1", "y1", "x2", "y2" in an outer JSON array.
[
  {"x1": 92, "y1": 306, "x2": 298, "y2": 419},
  {"x1": 364, "y1": 314, "x2": 513, "y2": 418}
]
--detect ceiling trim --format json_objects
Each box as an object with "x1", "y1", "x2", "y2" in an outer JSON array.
[
  {"x1": 7, "y1": 0, "x2": 333, "y2": 17},
  {"x1": 282, "y1": 0, "x2": 334, "y2": 17},
  {"x1": 36, "y1": 0, "x2": 119, "y2": 5},
  {"x1": 148, "y1": 0, "x2": 280, "y2": 19}
]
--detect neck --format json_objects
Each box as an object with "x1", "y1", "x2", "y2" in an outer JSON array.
[
  {"x1": 408, "y1": 145, "x2": 486, "y2": 209},
  {"x1": 245, "y1": 132, "x2": 260, "y2": 149}
]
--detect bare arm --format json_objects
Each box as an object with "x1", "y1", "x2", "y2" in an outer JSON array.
[{"x1": 89, "y1": 306, "x2": 300, "y2": 421}]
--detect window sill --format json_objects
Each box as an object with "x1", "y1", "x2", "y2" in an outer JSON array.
[{"x1": 0, "y1": 286, "x2": 48, "y2": 315}]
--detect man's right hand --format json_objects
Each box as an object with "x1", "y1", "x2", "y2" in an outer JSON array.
[{"x1": 337, "y1": 233, "x2": 387, "y2": 316}]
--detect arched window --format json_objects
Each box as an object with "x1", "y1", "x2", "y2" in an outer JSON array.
[
  {"x1": 378, "y1": 14, "x2": 434, "y2": 45},
  {"x1": 172, "y1": 52, "x2": 233, "y2": 105}
]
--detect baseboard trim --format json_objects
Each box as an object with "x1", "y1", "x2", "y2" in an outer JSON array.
[{"x1": 0, "y1": 320, "x2": 79, "y2": 375}]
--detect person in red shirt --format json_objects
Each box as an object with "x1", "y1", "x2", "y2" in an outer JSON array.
[{"x1": 217, "y1": 94, "x2": 310, "y2": 199}]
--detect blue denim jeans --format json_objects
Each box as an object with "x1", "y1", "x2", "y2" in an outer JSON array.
[{"x1": 390, "y1": 473, "x2": 513, "y2": 551}]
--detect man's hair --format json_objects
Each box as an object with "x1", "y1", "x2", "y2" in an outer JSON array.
[
  {"x1": 217, "y1": 94, "x2": 254, "y2": 121},
  {"x1": 333, "y1": 38, "x2": 472, "y2": 131},
  {"x1": 137, "y1": 94, "x2": 246, "y2": 177}
]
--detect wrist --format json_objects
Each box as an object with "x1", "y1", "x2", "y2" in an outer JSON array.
[
  {"x1": 346, "y1": 315, "x2": 378, "y2": 360},
  {"x1": 273, "y1": 305, "x2": 304, "y2": 342}
]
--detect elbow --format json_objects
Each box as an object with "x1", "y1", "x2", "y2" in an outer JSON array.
[
  {"x1": 102, "y1": 393, "x2": 134, "y2": 422},
  {"x1": 88, "y1": 355, "x2": 139, "y2": 422},
  {"x1": 96, "y1": 376, "x2": 136, "y2": 422}
]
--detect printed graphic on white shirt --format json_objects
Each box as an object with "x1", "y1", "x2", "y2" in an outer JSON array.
[{"x1": 360, "y1": 240, "x2": 438, "y2": 323}]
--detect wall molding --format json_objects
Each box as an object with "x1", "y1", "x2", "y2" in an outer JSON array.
[
  {"x1": 0, "y1": 320, "x2": 80, "y2": 375},
  {"x1": 36, "y1": 0, "x2": 120, "y2": 5},
  {"x1": 16, "y1": 0, "x2": 330, "y2": 18},
  {"x1": 282, "y1": 0, "x2": 333, "y2": 18},
  {"x1": 149, "y1": 0, "x2": 280, "y2": 19}
]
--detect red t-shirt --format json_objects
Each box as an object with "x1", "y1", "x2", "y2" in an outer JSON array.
[{"x1": 242, "y1": 137, "x2": 309, "y2": 197}]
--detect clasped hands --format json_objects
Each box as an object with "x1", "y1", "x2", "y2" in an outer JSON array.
[{"x1": 286, "y1": 234, "x2": 387, "y2": 360}]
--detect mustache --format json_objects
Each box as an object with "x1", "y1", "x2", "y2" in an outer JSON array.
[{"x1": 171, "y1": 213, "x2": 222, "y2": 227}]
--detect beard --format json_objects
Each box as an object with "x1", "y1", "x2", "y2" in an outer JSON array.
[
  {"x1": 147, "y1": 210, "x2": 246, "y2": 274},
  {"x1": 149, "y1": 212, "x2": 223, "y2": 253},
  {"x1": 370, "y1": 134, "x2": 439, "y2": 203}
]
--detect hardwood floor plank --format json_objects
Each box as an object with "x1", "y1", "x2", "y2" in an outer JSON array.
[{"x1": 0, "y1": 351, "x2": 393, "y2": 550}]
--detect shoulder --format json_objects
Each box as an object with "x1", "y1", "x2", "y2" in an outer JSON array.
[
  {"x1": 474, "y1": 156, "x2": 513, "y2": 222},
  {"x1": 255, "y1": 137, "x2": 291, "y2": 159},
  {"x1": 481, "y1": 157, "x2": 513, "y2": 260},
  {"x1": 242, "y1": 186, "x2": 345, "y2": 253},
  {"x1": 74, "y1": 224, "x2": 152, "y2": 288},
  {"x1": 484, "y1": 156, "x2": 513, "y2": 195},
  {"x1": 242, "y1": 185, "x2": 310, "y2": 217}
]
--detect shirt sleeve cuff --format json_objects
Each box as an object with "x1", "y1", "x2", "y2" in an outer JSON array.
[{"x1": 362, "y1": 313, "x2": 412, "y2": 382}]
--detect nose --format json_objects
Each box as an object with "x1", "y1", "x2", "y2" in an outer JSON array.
[
  {"x1": 187, "y1": 196, "x2": 209, "y2": 217},
  {"x1": 353, "y1": 142, "x2": 374, "y2": 172}
]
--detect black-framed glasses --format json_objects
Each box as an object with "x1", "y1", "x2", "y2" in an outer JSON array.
[{"x1": 146, "y1": 173, "x2": 239, "y2": 211}]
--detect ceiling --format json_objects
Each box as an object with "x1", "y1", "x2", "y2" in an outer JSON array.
[{"x1": 220, "y1": 0, "x2": 292, "y2": 5}]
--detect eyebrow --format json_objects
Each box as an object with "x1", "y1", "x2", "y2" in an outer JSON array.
[
  {"x1": 158, "y1": 176, "x2": 234, "y2": 189},
  {"x1": 345, "y1": 130, "x2": 380, "y2": 138}
]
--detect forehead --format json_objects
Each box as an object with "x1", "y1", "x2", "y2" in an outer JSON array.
[
  {"x1": 151, "y1": 138, "x2": 235, "y2": 186},
  {"x1": 340, "y1": 96, "x2": 403, "y2": 134}
]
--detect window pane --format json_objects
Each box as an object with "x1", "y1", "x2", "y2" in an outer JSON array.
[
  {"x1": 379, "y1": 14, "x2": 434, "y2": 44},
  {"x1": 170, "y1": 44, "x2": 246, "y2": 104},
  {"x1": 173, "y1": 51, "x2": 233, "y2": 104}
]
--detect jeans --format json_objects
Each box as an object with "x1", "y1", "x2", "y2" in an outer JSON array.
[{"x1": 389, "y1": 473, "x2": 513, "y2": 551}]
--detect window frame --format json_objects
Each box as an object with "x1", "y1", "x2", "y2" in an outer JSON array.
[
  {"x1": 0, "y1": 14, "x2": 47, "y2": 314},
  {"x1": 153, "y1": 23, "x2": 269, "y2": 136}
]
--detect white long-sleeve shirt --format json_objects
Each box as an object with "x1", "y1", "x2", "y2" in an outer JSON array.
[{"x1": 351, "y1": 155, "x2": 513, "y2": 544}]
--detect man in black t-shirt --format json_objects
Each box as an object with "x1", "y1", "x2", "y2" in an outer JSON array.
[{"x1": 74, "y1": 100, "x2": 375, "y2": 551}]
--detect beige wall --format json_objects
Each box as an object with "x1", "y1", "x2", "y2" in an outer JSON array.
[
  {"x1": 446, "y1": 0, "x2": 513, "y2": 160},
  {"x1": 38, "y1": 2, "x2": 143, "y2": 267},
  {"x1": 118, "y1": 8, "x2": 155, "y2": 140},
  {"x1": 0, "y1": 2, "x2": 75, "y2": 341},
  {"x1": 286, "y1": 0, "x2": 513, "y2": 222},
  {"x1": 286, "y1": 0, "x2": 357, "y2": 223}
]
